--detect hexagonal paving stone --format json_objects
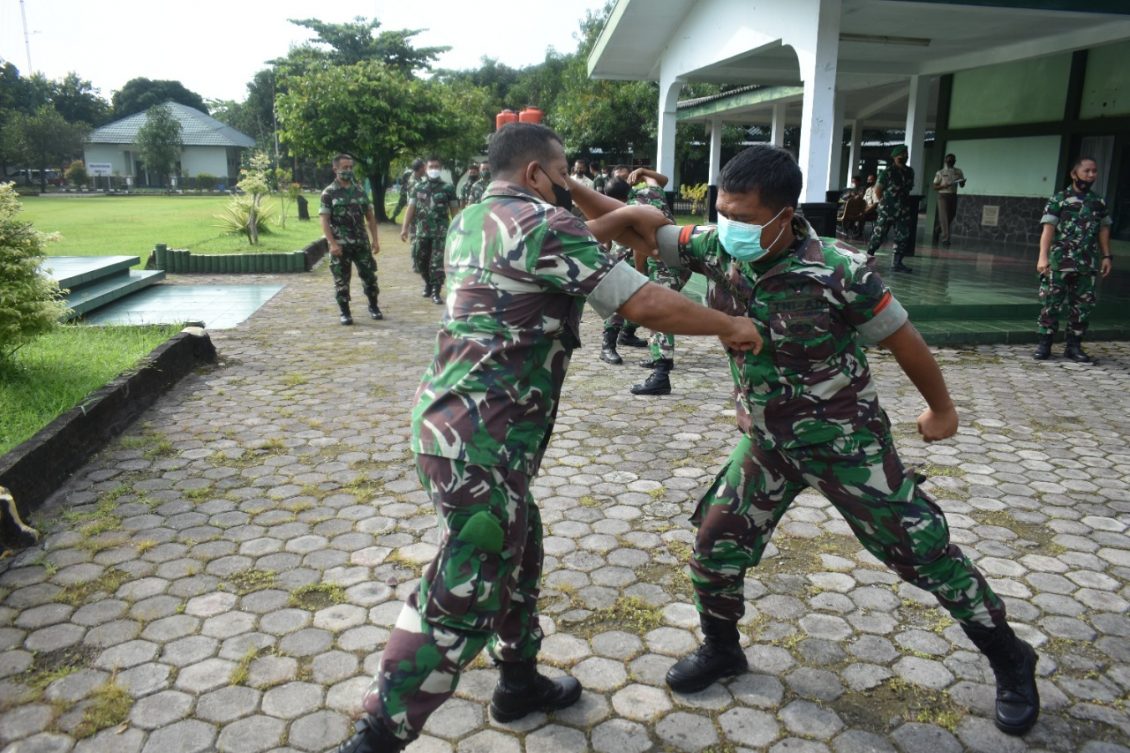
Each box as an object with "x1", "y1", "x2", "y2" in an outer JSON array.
[
  {"x1": 780, "y1": 699, "x2": 844, "y2": 740},
  {"x1": 262, "y1": 681, "x2": 324, "y2": 719},
  {"x1": 140, "y1": 718, "x2": 217, "y2": 753},
  {"x1": 195, "y1": 685, "x2": 262, "y2": 724},
  {"x1": 656, "y1": 710, "x2": 719, "y2": 752},
  {"x1": 215, "y1": 714, "x2": 286, "y2": 753},
  {"x1": 611, "y1": 683, "x2": 672, "y2": 722},
  {"x1": 592, "y1": 719, "x2": 652, "y2": 753},
  {"x1": 718, "y1": 707, "x2": 780, "y2": 748}
]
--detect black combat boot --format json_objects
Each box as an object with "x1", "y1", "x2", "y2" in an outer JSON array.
[
  {"x1": 600, "y1": 329, "x2": 623, "y2": 364},
  {"x1": 1032, "y1": 333, "x2": 1053, "y2": 360},
  {"x1": 332, "y1": 713, "x2": 407, "y2": 753},
  {"x1": 962, "y1": 623, "x2": 1040, "y2": 735},
  {"x1": 617, "y1": 327, "x2": 648, "y2": 348},
  {"x1": 366, "y1": 293, "x2": 384, "y2": 318},
  {"x1": 430, "y1": 285, "x2": 444, "y2": 305},
  {"x1": 962, "y1": 619, "x2": 1039, "y2": 732},
  {"x1": 666, "y1": 614, "x2": 748, "y2": 693},
  {"x1": 891, "y1": 254, "x2": 913, "y2": 272},
  {"x1": 339, "y1": 302, "x2": 353, "y2": 326},
  {"x1": 639, "y1": 357, "x2": 675, "y2": 370},
  {"x1": 630, "y1": 358, "x2": 672, "y2": 396},
  {"x1": 490, "y1": 659, "x2": 582, "y2": 723},
  {"x1": 421, "y1": 282, "x2": 432, "y2": 298},
  {"x1": 1063, "y1": 333, "x2": 1093, "y2": 363}
]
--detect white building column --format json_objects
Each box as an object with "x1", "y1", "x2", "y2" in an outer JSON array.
[
  {"x1": 656, "y1": 77, "x2": 683, "y2": 178},
  {"x1": 905, "y1": 75, "x2": 932, "y2": 193},
  {"x1": 771, "y1": 103, "x2": 787, "y2": 147},
  {"x1": 708, "y1": 117, "x2": 723, "y2": 185},
  {"x1": 847, "y1": 119, "x2": 863, "y2": 181},
  {"x1": 794, "y1": 0, "x2": 842, "y2": 202},
  {"x1": 827, "y1": 92, "x2": 845, "y2": 191}
]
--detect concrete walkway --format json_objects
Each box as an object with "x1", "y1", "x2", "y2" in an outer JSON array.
[{"x1": 2, "y1": 226, "x2": 1128, "y2": 753}]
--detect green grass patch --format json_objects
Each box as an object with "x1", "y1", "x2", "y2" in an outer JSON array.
[
  {"x1": 0, "y1": 324, "x2": 181, "y2": 455},
  {"x1": 223, "y1": 569, "x2": 278, "y2": 595},
  {"x1": 19, "y1": 194, "x2": 323, "y2": 260},
  {"x1": 56, "y1": 569, "x2": 130, "y2": 607},
  {"x1": 73, "y1": 677, "x2": 131, "y2": 739},
  {"x1": 289, "y1": 582, "x2": 347, "y2": 610}
]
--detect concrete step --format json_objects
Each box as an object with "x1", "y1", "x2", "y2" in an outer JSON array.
[
  {"x1": 43, "y1": 256, "x2": 141, "y2": 289},
  {"x1": 65, "y1": 269, "x2": 166, "y2": 319}
]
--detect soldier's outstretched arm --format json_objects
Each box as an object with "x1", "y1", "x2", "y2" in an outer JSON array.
[
  {"x1": 569, "y1": 176, "x2": 625, "y2": 219},
  {"x1": 618, "y1": 284, "x2": 762, "y2": 354},
  {"x1": 878, "y1": 322, "x2": 957, "y2": 442}
]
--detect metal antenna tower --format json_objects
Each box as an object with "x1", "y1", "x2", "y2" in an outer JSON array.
[{"x1": 19, "y1": 0, "x2": 34, "y2": 73}]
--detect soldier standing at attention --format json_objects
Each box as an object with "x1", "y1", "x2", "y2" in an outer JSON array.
[
  {"x1": 392, "y1": 158, "x2": 424, "y2": 222},
  {"x1": 329, "y1": 122, "x2": 763, "y2": 753},
  {"x1": 401, "y1": 157, "x2": 458, "y2": 304},
  {"x1": 467, "y1": 160, "x2": 492, "y2": 206},
  {"x1": 867, "y1": 144, "x2": 916, "y2": 272},
  {"x1": 319, "y1": 153, "x2": 382, "y2": 325},
  {"x1": 459, "y1": 162, "x2": 481, "y2": 208},
  {"x1": 580, "y1": 143, "x2": 1041, "y2": 739},
  {"x1": 1033, "y1": 156, "x2": 1113, "y2": 362}
]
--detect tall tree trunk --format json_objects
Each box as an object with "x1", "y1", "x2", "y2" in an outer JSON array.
[{"x1": 369, "y1": 156, "x2": 391, "y2": 223}]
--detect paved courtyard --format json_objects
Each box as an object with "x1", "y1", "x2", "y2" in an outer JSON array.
[{"x1": 2, "y1": 230, "x2": 1129, "y2": 753}]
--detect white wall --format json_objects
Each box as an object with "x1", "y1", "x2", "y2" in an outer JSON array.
[
  {"x1": 945, "y1": 135, "x2": 1062, "y2": 198},
  {"x1": 181, "y1": 148, "x2": 230, "y2": 178},
  {"x1": 82, "y1": 144, "x2": 131, "y2": 176}
]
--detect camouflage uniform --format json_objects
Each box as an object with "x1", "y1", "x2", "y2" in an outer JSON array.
[
  {"x1": 459, "y1": 172, "x2": 480, "y2": 206},
  {"x1": 393, "y1": 169, "x2": 417, "y2": 220},
  {"x1": 656, "y1": 218, "x2": 1006, "y2": 631},
  {"x1": 467, "y1": 174, "x2": 491, "y2": 206},
  {"x1": 867, "y1": 164, "x2": 915, "y2": 261},
  {"x1": 1037, "y1": 187, "x2": 1111, "y2": 337},
  {"x1": 319, "y1": 181, "x2": 378, "y2": 307},
  {"x1": 409, "y1": 177, "x2": 458, "y2": 290},
  {"x1": 631, "y1": 184, "x2": 689, "y2": 362},
  {"x1": 360, "y1": 181, "x2": 650, "y2": 743}
]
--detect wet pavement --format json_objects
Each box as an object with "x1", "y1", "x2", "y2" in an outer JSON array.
[{"x1": 2, "y1": 227, "x2": 1128, "y2": 753}]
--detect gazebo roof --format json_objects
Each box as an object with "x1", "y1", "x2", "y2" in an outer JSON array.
[{"x1": 87, "y1": 102, "x2": 255, "y2": 148}]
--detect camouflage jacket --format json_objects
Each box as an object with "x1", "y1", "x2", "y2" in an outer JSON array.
[
  {"x1": 628, "y1": 184, "x2": 674, "y2": 221},
  {"x1": 459, "y1": 174, "x2": 481, "y2": 205},
  {"x1": 657, "y1": 218, "x2": 908, "y2": 449},
  {"x1": 409, "y1": 178, "x2": 458, "y2": 238},
  {"x1": 467, "y1": 176, "x2": 490, "y2": 205},
  {"x1": 319, "y1": 181, "x2": 371, "y2": 246},
  {"x1": 876, "y1": 165, "x2": 914, "y2": 212},
  {"x1": 411, "y1": 181, "x2": 649, "y2": 473},
  {"x1": 397, "y1": 169, "x2": 417, "y2": 200},
  {"x1": 1042, "y1": 187, "x2": 1112, "y2": 273}
]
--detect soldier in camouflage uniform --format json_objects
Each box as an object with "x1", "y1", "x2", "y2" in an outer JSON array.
[
  {"x1": 466, "y1": 160, "x2": 491, "y2": 206},
  {"x1": 1034, "y1": 156, "x2": 1114, "y2": 363},
  {"x1": 401, "y1": 157, "x2": 458, "y2": 304},
  {"x1": 459, "y1": 162, "x2": 480, "y2": 208},
  {"x1": 635, "y1": 145, "x2": 1037, "y2": 737},
  {"x1": 867, "y1": 145, "x2": 916, "y2": 272},
  {"x1": 597, "y1": 176, "x2": 645, "y2": 365},
  {"x1": 319, "y1": 153, "x2": 382, "y2": 325},
  {"x1": 331, "y1": 122, "x2": 763, "y2": 753},
  {"x1": 625, "y1": 167, "x2": 692, "y2": 396},
  {"x1": 392, "y1": 158, "x2": 425, "y2": 222}
]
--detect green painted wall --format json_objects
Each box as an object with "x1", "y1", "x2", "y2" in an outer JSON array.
[
  {"x1": 946, "y1": 135, "x2": 1062, "y2": 197},
  {"x1": 949, "y1": 54, "x2": 1071, "y2": 129},
  {"x1": 1080, "y1": 41, "x2": 1130, "y2": 119}
]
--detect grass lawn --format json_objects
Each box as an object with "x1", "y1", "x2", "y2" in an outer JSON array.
[
  {"x1": 18, "y1": 194, "x2": 326, "y2": 259},
  {"x1": 0, "y1": 324, "x2": 183, "y2": 455}
]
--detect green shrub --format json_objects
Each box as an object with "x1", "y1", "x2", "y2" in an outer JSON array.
[
  {"x1": 214, "y1": 196, "x2": 277, "y2": 241},
  {"x1": 196, "y1": 173, "x2": 217, "y2": 191},
  {"x1": 65, "y1": 160, "x2": 88, "y2": 187},
  {"x1": 0, "y1": 183, "x2": 70, "y2": 360}
]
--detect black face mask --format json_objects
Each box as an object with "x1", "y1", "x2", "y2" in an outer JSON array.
[
  {"x1": 538, "y1": 166, "x2": 573, "y2": 212},
  {"x1": 1074, "y1": 179, "x2": 1094, "y2": 193}
]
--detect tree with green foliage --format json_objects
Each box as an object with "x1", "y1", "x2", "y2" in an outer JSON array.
[
  {"x1": 136, "y1": 104, "x2": 183, "y2": 188},
  {"x1": 64, "y1": 160, "x2": 88, "y2": 187},
  {"x1": 277, "y1": 60, "x2": 485, "y2": 222},
  {"x1": 50, "y1": 73, "x2": 110, "y2": 126},
  {"x1": 4, "y1": 106, "x2": 87, "y2": 191},
  {"x1": 0, "y1": 183, "x2": 69, "y2": 359},
  {"x1": 286, "y1": 16, "x2": 448, "y2": 72},
  {"x1": 112, "y1": 78, "x2": 207, "y2": 118}
]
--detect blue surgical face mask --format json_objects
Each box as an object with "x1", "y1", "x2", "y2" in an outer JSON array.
[{"x1": 717, "y1": 209, "x2": 786, "y2": 262}]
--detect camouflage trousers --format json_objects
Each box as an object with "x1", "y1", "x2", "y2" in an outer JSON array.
[
  {"x1": 330, "y1": 244, "x2": 379, "y2": 307},
  {"x1": 362, "y1": 455, "x2": 544, "y2": 742},
  {"x1": 603, "y1": 244, "x2": 641, "y2": 334},
  {"x1": 867, "y1": 205, "x2": 913, "y2": 257},
  {"x1": 646, "y1": 258, "x2": 692, "y2": 361},
  {"x1": 412, "y1": 234, "x2": 446, "y2": 289},
  {"x1": 688, "y1": 428, "x2": 1005, "y2": 631},
  {"x1": 1038, "y1": 268, "x2": 1097, "y2": 336}
]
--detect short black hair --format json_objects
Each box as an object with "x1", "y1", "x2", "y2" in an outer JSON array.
[
  {"x1": 489, "y1": 123, "x2": 563, "y2": 175},
  {"x1": 427, "y1": 156, "x2": 442, "y2": 165},
  {"x1": 1072, "y1": 155, "x2": 1096, "y2": 171},
  {"x1": 720, "y1": 145, "x2": 802, "y2": 211},
  {"x1": 604, "y1": 178, "x2": 630, "y2": 202},
  {"x1": 333, "y1": 153, "x2": 354, "y2": 167},
  {"x1": 411, "y1": 158, "x2": 425, "y2": 170}
]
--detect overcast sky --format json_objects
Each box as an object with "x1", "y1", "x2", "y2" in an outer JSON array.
[{"x1": 0, "y1": 0, "x2": 610, "y2": 103}]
